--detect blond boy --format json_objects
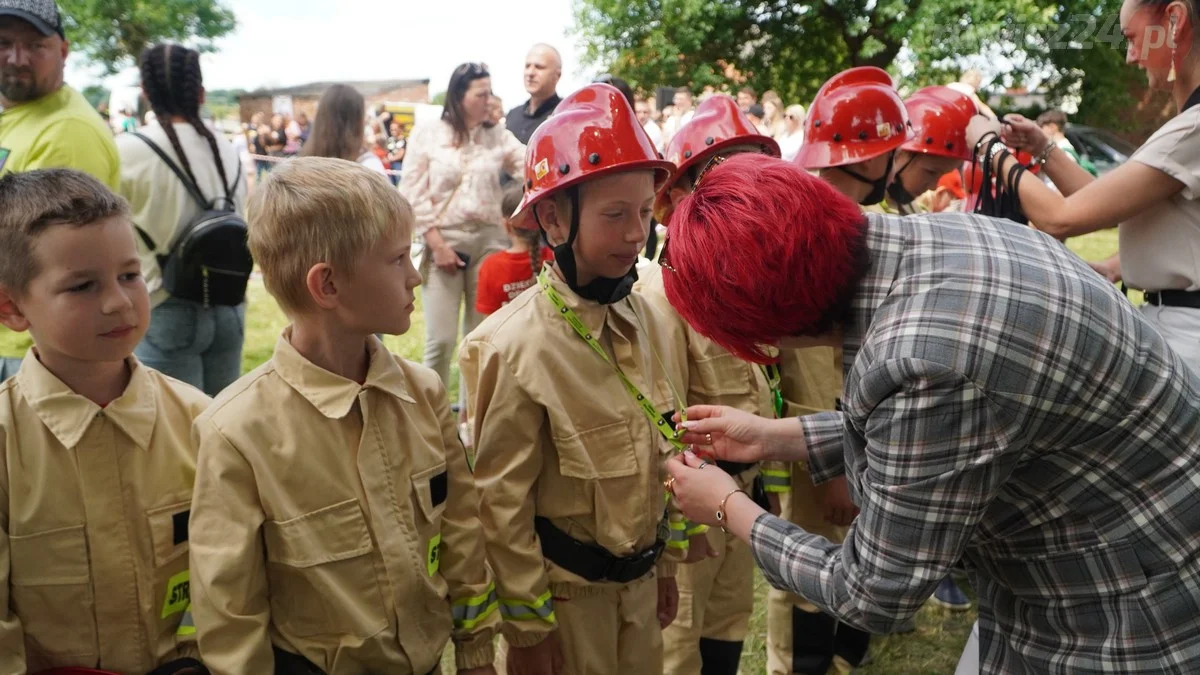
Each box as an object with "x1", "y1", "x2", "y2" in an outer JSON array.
[
  {"x1": 188, "y1": 158, "x2": 498, "y2": 674},
  {"x1": 0, "y1": 169, "x2": 209, "y2": 674}
]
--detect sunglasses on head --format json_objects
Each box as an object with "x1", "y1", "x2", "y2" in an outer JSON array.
[{"x1": 455, "y1": 62, "x2": 490, "y2": 77}]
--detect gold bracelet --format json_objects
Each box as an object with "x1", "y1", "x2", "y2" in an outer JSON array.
[{"x1": 716, "y1": 488, "x2": 745, "y2": 533}]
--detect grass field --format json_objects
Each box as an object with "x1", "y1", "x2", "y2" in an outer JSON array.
[{"x1": 0, "y1": 230, "x2": 1123, "y2": 673}]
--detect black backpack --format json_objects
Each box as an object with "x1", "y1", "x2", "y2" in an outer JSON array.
[{"x1": 132, "y1": 132, "x2": 252, "y2": 307}]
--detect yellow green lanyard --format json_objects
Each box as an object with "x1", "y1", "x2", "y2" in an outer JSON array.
[
  {"x1": 761, "y1": 363, "x2": 785, "y2": 419},
  {"x1": 538, "y1": 267, "x2": 687, "y2": 451}
]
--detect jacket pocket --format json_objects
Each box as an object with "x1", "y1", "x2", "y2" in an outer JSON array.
[
  {"x1": 551, "y1": 420, "x2": 647, "y2": 550},
  {"x1": 689, "y1": 351, "x2": 754, "y2": 403},
  {"x1": 9, "y1": 524, "x2": 97, "y2": 659},
  {"x1": 146, "y1": 500, "x2": 193, "y2": 643},
  {"x1": 411, "y1": 462, "x2": 450, "y2": 588},
  {"x1": 262, "y1": 499, "x2": 388, "y2": 638},
  {"x1": 553, "y1": 420, "x2": 638, "y2": 480},
  {"x1": 978, "y1": 540, "x2": 1151, "y2": 607}
]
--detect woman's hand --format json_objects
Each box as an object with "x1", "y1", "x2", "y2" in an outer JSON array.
[
  {"x1": 675, "y1": 405, "x2": 804, "y2": 464},
  {"x1": 1000, "y1": 114, "x2": 1051, "y2": 155},
  {"x1": 965, "y1": 115, "x2": 1003, "y2": 155},
  {"x1": 431, "y1": 244, "x2": 466, "y2": 274},
  {"x1": 666, "y1": 451, "x2": 741, "y2": 527}
]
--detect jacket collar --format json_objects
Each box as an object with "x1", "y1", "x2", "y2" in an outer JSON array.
[
  {"x1": 17, "y1": 351, "x2": 158, "y2": 451},
  {"x1": 272, "y1": 331, "x2": 416, "y2": 419}
]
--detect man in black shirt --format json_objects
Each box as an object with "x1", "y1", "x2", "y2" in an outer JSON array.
[{"x1": 505, "y1": 43, "x2": 562, "y2": 144}]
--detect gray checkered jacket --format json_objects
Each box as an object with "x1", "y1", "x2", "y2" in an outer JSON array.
[{"x1": 751, "y1": 212, "x2": 1200, "y2": 673}]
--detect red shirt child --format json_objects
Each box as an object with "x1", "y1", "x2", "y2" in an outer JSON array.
[{"x1": 475, "y1": 246, "x2": 554, "y2": 315}]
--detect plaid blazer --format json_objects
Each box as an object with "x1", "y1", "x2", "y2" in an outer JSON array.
[{"x1": 751, "y1": 212, "x2": 1200, "y2": 673}]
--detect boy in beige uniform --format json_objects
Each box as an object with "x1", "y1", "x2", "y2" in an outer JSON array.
[
  {"x1": 637, "y1": 94, "x2": 782, "y2": 674},
  {"x1": 0, "y1": 169, "x2": 208, "y2": 674},
  {"x1": 188, "y1": 158, "x2": 498, "y2": 675},
  {"x1": 460, "y1": 84, "x2": 689, "y2": 675}
]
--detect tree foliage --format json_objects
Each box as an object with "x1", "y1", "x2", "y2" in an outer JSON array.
[
  {"x1": 572, "y1": 0, "x2": 1162, "y2": 135},
  {"x1": 60, "y1": 0, "x2": 236, "y2": 74}
]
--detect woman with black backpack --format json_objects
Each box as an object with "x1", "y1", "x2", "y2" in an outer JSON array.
[{"x1": 117, "y1": 43, "x2": 249, "y2": 396}]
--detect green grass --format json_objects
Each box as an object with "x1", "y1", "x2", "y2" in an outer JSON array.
[{"x1": 0, "y1": 231, "x2": 1123, "y2": 673}]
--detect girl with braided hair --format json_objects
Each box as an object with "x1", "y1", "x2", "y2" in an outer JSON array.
[
  {"x1": 474, "y1": 181, "x2": 553, "y2": 317},
  {"x1": 117, "y1": 43, "x2": 247, "y2": 396}
]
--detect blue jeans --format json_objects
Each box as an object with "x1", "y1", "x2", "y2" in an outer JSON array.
[
  {"x1": 0, "y1": 356, "x2": 21, "y2": 381},
  {"x1": 135, "y1": 297, "x2": 246, "y2": 396}
]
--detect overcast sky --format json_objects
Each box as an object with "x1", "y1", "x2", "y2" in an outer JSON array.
[{"x1": 65, "y1": 0, "x2": 595, "y2": 110}]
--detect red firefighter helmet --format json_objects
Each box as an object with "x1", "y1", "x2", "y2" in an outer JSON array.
[
  {"x1": 511, "y1": 83, "x2": 675, "y2": 229},
  {"x1": 794, "y1": 66, "x2": 913, "y2": 170},
  {"x1": 655, "y1": 95, "x2": 780, "y2": 223},
  {"x1": 901, "y1": 86, "x2": 976, "y2": 161}
]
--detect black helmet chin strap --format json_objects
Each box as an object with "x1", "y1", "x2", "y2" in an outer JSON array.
[{"x1": 533, "y1": 186, "x2": 638, "y2": 305}]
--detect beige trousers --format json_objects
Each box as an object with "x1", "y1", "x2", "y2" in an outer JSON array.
[
  {"x1": 766, "y1": 465, "x2": 868, "y2": 675},
  {"x1": 663, "y1": 473, "x2": 757, "y2": 674},
  {"x1": 422, "y1": 222, "x2": 507, "y2": 406},
  {"x1": 497, "y1": 574, "x2": 663, "y2": 675}
]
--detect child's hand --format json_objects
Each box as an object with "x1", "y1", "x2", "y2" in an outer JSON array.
[
  {"x1": 508, "y1": 632, "x2": 565, "y2": 675},
  {"x1": 657, "y1": 576, "x2": 679, "y2": 628}
]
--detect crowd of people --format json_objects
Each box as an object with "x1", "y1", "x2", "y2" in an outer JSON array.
[{"x1": 3, "y1": 0, "x2": 1200, "y2": 674}]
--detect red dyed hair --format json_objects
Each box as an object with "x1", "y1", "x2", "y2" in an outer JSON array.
[{"x1": 662, "y1": 154, "x2": 868, "y2": 363}]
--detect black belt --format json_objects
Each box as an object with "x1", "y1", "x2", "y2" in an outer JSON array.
[
  {"x1": 716, "y1": 460, "x2": 756, "y2": 475},
  {"x1": 535, "y1": 516, "x2": 663, "y2": 584},
  {"x1": 1144, "y1": 289, "x2": 1200, "y2": 309}
]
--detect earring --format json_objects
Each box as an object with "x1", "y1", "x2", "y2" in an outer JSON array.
[{"x1": 1169, "y1": 19, "x2": 1179, "y2": 83}]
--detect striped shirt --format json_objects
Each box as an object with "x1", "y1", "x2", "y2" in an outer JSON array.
[{"x1": 751, "y1": 212, "x2": 1200, "y2": 673}]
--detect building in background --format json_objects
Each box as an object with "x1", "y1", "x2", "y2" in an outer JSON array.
[{"x1": 237, "y1": 79, "x2": 431, "y2": 122}]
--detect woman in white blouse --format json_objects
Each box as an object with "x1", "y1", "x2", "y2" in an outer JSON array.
[
  {"x1": 777, "y1": 104, "x2": 807, "y2": 162},
  {"x1": 400, "y1": 62, "x2": 525, "y2": 416},
  {"x1": 966, "y1": 0, "x2": 1200, "y2": 371}
]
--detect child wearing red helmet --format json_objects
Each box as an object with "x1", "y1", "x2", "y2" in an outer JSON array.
[
  {"x1": 637, "y1": 95, "x2": 842, "y2": 675},
  {"x1": 885, "y1": 86, "x2": 978, "y2": 213},
  {"x1": 459, "y1": 84, "x2": 691, "y2": 675},
  {"x1": 794, "y1": 67, "x2": 913, "y2": 208}
]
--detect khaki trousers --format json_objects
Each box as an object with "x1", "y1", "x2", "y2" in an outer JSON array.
[
  {"x1": 766, "y1": 466, "x2": 870, "y2": 675},
  {"x1": 663, "y1": 473, "x2": 757, "y2": 674},
  {"x1": 497, "y1": 573, "x2": 663, "y2": 675},
  {"x1": 421, "y1": 222, "x2": 507, "y2": 407}
]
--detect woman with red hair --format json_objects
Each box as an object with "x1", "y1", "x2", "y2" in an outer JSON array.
[{"x1": 660, "y1": 153, "x2": 1200, "y2": 673}]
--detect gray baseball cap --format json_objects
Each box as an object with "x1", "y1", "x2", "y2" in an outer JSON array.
[{"x1": 0, "y1": 0, "x2": 65, "y2": 38}]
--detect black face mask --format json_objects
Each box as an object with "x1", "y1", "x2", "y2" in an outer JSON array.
[
  {"x1": 838, "y1": 152, "x2": 895, "y2": 206},
  {"x1": 885, "y1": 156, "x2": 918, "y2": 206},
  {"x1": 538, "y1": 188, "x2": 638, "y2": 305}
]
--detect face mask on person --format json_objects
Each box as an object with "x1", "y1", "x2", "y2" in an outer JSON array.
[
  {"x1": 885, "y1": 155, "x2": 919, "y2": 205},
  {"x1": 837, "y1": 151, "x2": 895, "y2": 206}
]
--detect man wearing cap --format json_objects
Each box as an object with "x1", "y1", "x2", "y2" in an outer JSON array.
[{"x1": 0, "y1": 0, "x2": 119, "y2": 188}]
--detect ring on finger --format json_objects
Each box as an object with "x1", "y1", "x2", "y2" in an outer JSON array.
[
  {"x1": 664, "y1": 476, "x2": 677, "y2": 493},
  {"x1": 705, "y1": 433, "x2": 713, "y2": 445},
  {"x1": 697, "y1": 460, "x2": 709, "y2": 469}
]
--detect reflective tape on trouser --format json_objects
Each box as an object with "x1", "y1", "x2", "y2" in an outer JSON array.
[
  {"x1": 762, "y1": 469, "x2": 791, "y2": 493},
  {"x1": 685, "y1": 521, "x2": 709, "y2": 537},
  {"x1": 500, "y1": 590, "x2": 557, "y2": 624},
  {"x1": 452, "y1": 582, "x2": 499, "y2": 630},
  {"x1": 177, "y1": 606, "x2": 196, "y2": 637},
  {"x1": 667, "y1": 520, "x2": 689, "y2": 549}
]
